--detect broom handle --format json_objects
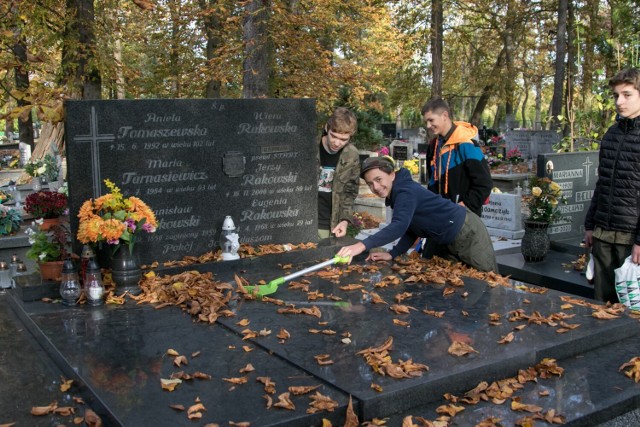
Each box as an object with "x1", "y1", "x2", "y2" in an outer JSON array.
[{"x1": 281, "y1": 255, "x2": 349, "y2": 283}]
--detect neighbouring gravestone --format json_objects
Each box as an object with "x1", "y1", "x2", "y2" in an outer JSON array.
[
  {"x1": 537, "y1": 151, "x2": 599, "y2": 242},
  {"x1": 390, "y1": 140, "x2": 412, "y2": 161},
  {"x1": 65, "y1": 99, "x2": 317, "y2": 266},
  {"x1": 481, "y1": 192, "x2": 524, "y2": 239},
  {"x1": 504, "y1": 130, "x2": 558, "y2": 160}
]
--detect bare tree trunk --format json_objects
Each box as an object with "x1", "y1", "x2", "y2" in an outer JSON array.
[
  {"x1": 503, "y1": 1, "x2": 516, "y2": 127},
  {"x1": 470, "y1": 47, "x2": 506, "y2": 126},
  {"x1": 430, "y1": 0, "x2": 443, "y2": 99},
  {"x1": 200, "y1": 0, "x2": 222, "y2": 98},
  {"x1": 582, "y1": 0, "x2": 599, "y2": 102},
  {"x1": 62, "y1": 0, "x2": 101, "y2": 99},
  {"x1": 563, "y1": 0, "x2": 577, "y2": 138},
  {"x1": 550, "y1": 0, "x2": 568, "y2": 132},
  {"x1": 10, "y1": 6, "x2": 34, "y2": 149},
  {"x1": 114, "y1": 36, "x2": 125, "y2": 99},
  {"x1": 535, "y1": 77, "x2": 542, "y2": 130},
  {"x1": 521, "y1": 78, "x2": 529, "y2": 128},
  {"x1": 242, "y1": 0, "x2": 270, "y2": 98},
  {"x1": 169, "y1": 0, "x2": 181, "y2": 97}
]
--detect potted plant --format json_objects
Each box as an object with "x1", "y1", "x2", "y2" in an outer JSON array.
[
  {"x1": 25, "y1": 222, "x2": 72, "y2": 281},
  {"x1": 25, "y1": 154, "x2": 62, "y2": 191},
  {"x1": 24, "y1": 191, "x2": 68, "y2": 229},
  {"x1": 0, "y1": 205, "x2": 22, "y2": 236},
  {"x1": 77, "y1": 179, "x2": 157, "y2": 292},
  {"x1": 521, "y1": 176, "x2": 568, "y2": 262}
]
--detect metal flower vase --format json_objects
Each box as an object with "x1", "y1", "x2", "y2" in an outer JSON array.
[
  {"x1": 110, "y1": 245, "x2": 142, "y2": 295},
  {"x1": 521, "y1": 220, "x2": 550, "y2": 262}
]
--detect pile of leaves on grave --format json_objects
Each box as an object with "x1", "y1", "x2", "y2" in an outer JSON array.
[
  {"x1": 135, "y1": 270, "x2": 236, "y2": 324},
  {"x1": 149, "y1": 242, "x2": 317, "y2": 269}
]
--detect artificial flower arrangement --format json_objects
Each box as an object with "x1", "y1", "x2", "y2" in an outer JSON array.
[
  {"x1": 377, "y1": 146, "x2": 390, "y2": 157},
  {"x1": 486, "y1": 153, "x2": 504, "y2": 169},
  {"x1": 488, "y1": 135, "x2": 505, "y2": 146},
  {"x1": 346, "y1": 212, "x2": 365, "y2": 238},
  {"x1": 25, "y1": 153, "x2": 60, "y2": 181},
  {"x1": 402, "y1": 159, "x2": 419, "y2": 175},
  {"x1": 525, "y1": 176, "x2": 567, "y2": 224},
  {"x1": 77, "y1": 179, "x2": 158, "y2": 254},
  {"x1": 25, "y1": 221, "x2": 71, "y2": 263},
  {"x1": 0, "y1": 189, "x2": 13, "y2": 204},
  {"x1": 0, "y1": 205, "x2": 22, "y2": 236},
  {"x1": 24, "y1": 191, "x2": 68, "y2": 219},
  {"x1": 506, "y1": 147, "x2": 523, "y2": 165}
]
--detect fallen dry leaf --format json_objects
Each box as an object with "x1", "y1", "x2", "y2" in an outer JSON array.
[
  {"x1": 619, "y1": 356, "x2": 640, "y2": 383},
  {"x1": 60, "y1": 378, "x2": 74, "y2": 392},
  {"x1": 174, "y1": 355, "x2": 188, "y2": 367},
  {"x1": 31, "y1": 402, "x2": 57, "y2": 416},
  {"x1": 160, "y1": 378, "x2": 182, "y2": 391},
  {"x1": 393, "y1": 318, "x2": 411, "y2": 327},
  {"x1": 84, "y1": 408, "x2": 102, "y2": 427},
  {"x1": 511, "y1": 399, "x2": 543, "y2": 413},
  {"x1": 436, "y1": 404, "x2": 465, "y2": 417},
  {"x1": 223, "y1": 376, "x2": 248, "y2": 385},
  {"x1": 307, "y1": 391, "x2": 339, "y2": 414},
  {"x1": 498, "y1": 332, "x2": 514, "y2": 344},
  {"x1": 239, "y1": 363, "x2": 255, "y2": 374},
  {"x1": 448, "y1": 341, "x2": 479, "y2": 357},
  {"x1": 289, "y1": 385, "x2": 321, "y2": 395},
  {"x1": 277, "y1": 328, "x2": 291, "y2": 340},
  {"x1": 273, "y1": 392, "x2": 296, "y2": 410},
  {"x1": 257, "y1": 376, "x2": 277, "y2": 394},
  {"x1": 344, "y1": 395, "x2": 359, "y2": 427},
  {"x1": 169, "y1": 404, "x2": 185, "y2": 411}
]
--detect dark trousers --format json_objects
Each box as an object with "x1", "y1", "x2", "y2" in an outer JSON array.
[
  {"x1": 423, "y1": 209, "x2": 498, "y2": 273},
  {"x1": 592, "y1": 237, "x2": 632, "y2": 303}
]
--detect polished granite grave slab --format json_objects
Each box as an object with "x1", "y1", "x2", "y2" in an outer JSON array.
[
  {"x1": 211, "y1": 255, "x2": 638, "y2": 420},
  {"x1": 497, "y1": 246, "x2": 593, "y2": 298},
  {"x1": 0, "y1": 293, "x2": 74, "y2": 427},
  {"x1": 9, "y1": 293, "x2": 353, "y2": 426},
  {"x1": 399, "y1": 329, "x2": 640, "y2": 426},
  {"x1": 6, "y1": 242, "x2": 640, "y2": 426}
]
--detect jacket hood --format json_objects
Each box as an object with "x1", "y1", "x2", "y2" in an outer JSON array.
[{"x1": 442, "y1": 121, "x2": 479, "y2": 146}]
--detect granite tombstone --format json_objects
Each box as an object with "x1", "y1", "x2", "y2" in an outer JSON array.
[
  {"x1": 65, "y1": 99, "x2": 317, "y2": 266},
  {"x1": 537, "y1": 151, "x2": 598, "y2": 241},
  {"x1": 504, "y1": 130, "x2": 557, "y2": 160}
]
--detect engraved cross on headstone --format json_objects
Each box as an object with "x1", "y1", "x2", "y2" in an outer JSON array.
[
  {"x1": 582, "y1": 157, "x2": 593, "y2": 187},
  {"x1": 73, "y1": 107, "x2": 115, "y2": 197}
]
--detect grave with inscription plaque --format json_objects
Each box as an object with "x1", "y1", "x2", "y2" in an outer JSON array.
[
  {"x1": 481, "y1": 192, "x2": 524, "y2": 239},
  {"x1": 536, "y1": 151, "x2": 598, "y2": 242},
  {"x1": 65, "y1": 99, "x2": 317, "y2": 265},
  {"x1": 504, "y1": 130, "x2": 558, "y2": 160}
]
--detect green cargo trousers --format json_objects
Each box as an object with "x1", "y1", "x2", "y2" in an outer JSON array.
[{"x1": 447, "y1": 209, "x2": 499, "y2": 273}]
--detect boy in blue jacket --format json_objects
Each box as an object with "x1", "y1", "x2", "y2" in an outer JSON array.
[{"x1": 337, "y1": 156, "x2": 497, "y2": 272}]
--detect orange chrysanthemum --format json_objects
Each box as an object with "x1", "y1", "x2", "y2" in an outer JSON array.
[
  {"x1": 77, "y1": 217, "x2": 104, "y2": 244},
  {"x1": 77, "y1": 200, "x2": 98, "y2": 222},
  {"x1": 100, "y1": 218, "x2": 126, "y2": 242}
]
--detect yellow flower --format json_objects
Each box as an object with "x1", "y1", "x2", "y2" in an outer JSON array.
[{"x1": 532, "y1": 187, "x2": 542, "y2": 197}]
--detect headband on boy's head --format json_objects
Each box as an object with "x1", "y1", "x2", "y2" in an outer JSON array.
[{"x1": 360, "y1": 156, "x2": 396, "y2": 179}]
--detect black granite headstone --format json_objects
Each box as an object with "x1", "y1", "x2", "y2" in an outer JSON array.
[
  {"x1": 504, "y1": 130, "x2": 558, "y2": 160},
  {"x1": 380, "y1": 123, "x2": 396, "y2": 139},
  {"x1": 65, "y1": 99, "x2": 317, "y2": 265},
  {"x1": 536, "y1": 151, "x2": 598, "y2": 241}
]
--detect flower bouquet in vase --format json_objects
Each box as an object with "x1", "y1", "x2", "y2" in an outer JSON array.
[
  {"x1": 77, "y1": 179, "x2": 158, "y2": 294},
  {"x1": 521, "y1": 176, "x2": 568, "y2": 262}
]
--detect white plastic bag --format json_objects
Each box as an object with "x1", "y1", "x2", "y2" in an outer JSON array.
[
  {"x1": 614, "y1": 256, "x2": 640, "y2": 310},
  {"x1": 585, "y1": 251, "x2": 594, "y2": 283}
]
